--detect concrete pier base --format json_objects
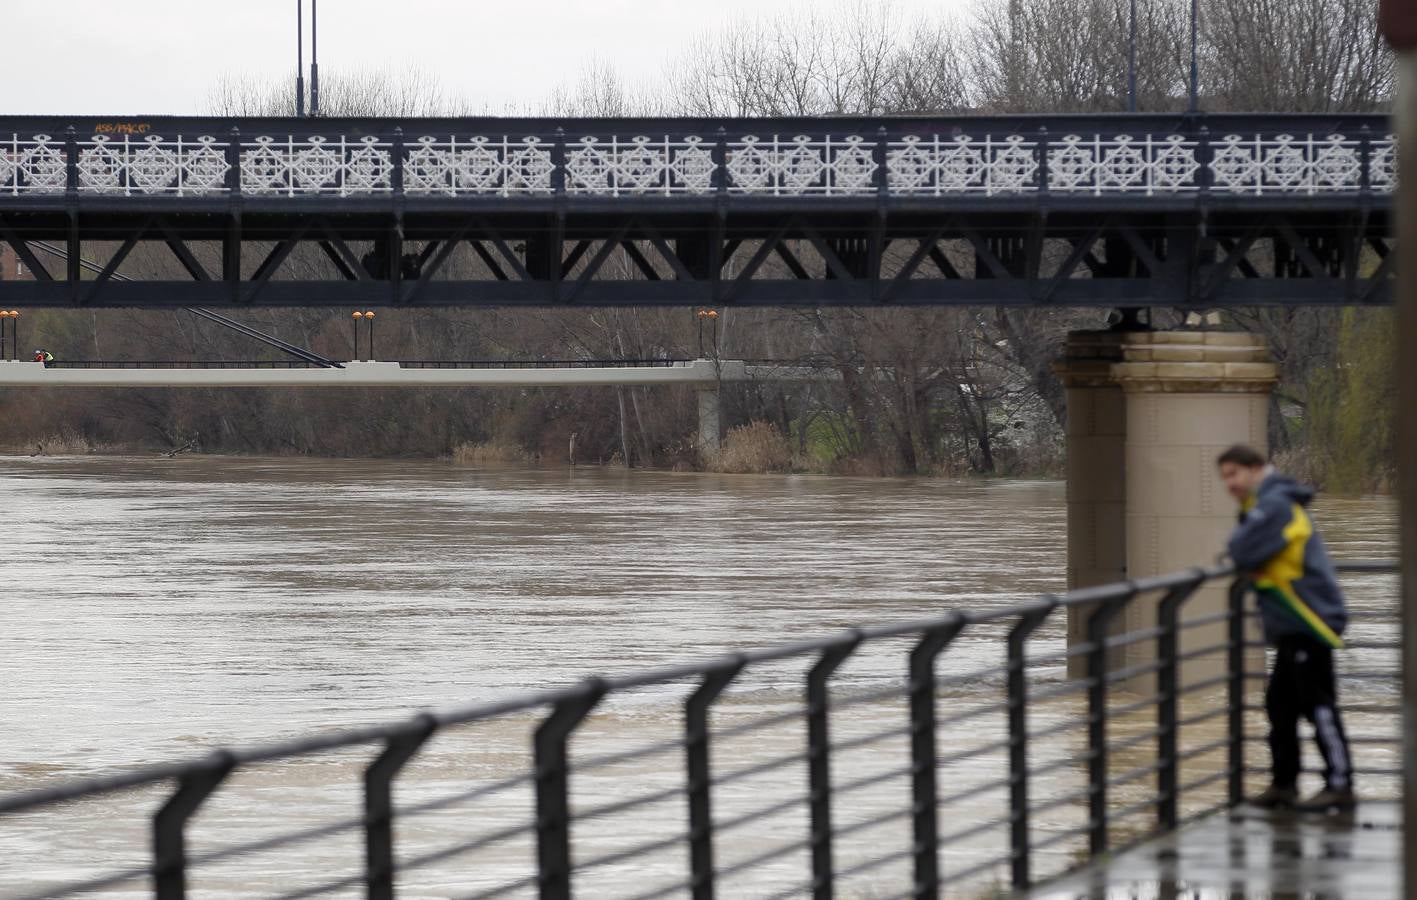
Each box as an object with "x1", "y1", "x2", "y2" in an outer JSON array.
[
  {"x1": 1054, "y1": 331, "x2": 1128, "y2": 677},
  {"x1": 696, "y1": 387, "x2": 721, "y2": 454},
  {"x1": 1112, "y1": 331, "x2": 1276, "y2": 683},
  {"x1": 1058, "y1": 330, "x2": 1277, "y2": 685}
]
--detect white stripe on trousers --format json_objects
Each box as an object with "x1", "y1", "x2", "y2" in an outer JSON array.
[{"x1": 1314, "y1": 705, "x2": 1350, "y2": 789}]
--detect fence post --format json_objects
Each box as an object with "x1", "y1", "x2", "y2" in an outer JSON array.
[
  {"x1": 807, "y1": 631, "x2": 863, "y2": 900},
  {"x1": 1227, "y1": 579, "x2": 1249, "y2": 806},
  {"x1": 390, "y1": 126, "x2": 405, "y2": 306},
  {"x1": 908, "y1": 615, "x2": 967, "y2": 898},
  {"x1": 1037, "y1": 125, "x2": 1050, "y2": 198},
  {"x1": 686, "y1": 655, "x2": 747, "y2": 900},
  {"x1": 365, "y1": 713, "x2": 438, "y2": 900},
  {"x1": 1155, "y1": 574, "x2": 1205, "y2": 832},
  {"x1": 1007, "y1": 602, "x2": 1054, "y2": 891},
  {"x1": 152, "y1": 751, "x2": 236, "y2": 899},
  {"x1": 535, "y1": 678, "x2": 607, "y2": 900},
  {"x1": 1086, "y1": 590, "x2": 1135, "y2": 858},
  {"x1": 64, "y1": 126, "x2": 80, "y2": 302},
  {"x1": 225, "y1": 126, "x2": 242, "y2": 304}
]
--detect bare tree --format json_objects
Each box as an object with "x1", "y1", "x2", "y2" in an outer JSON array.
[{"x1": 1201, "y1": 0, "x2": 1394, "y2": 111}]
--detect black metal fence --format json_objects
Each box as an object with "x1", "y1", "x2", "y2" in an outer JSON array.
[
  {"x1": 395, "y1": 360, "x2": 692, "y2": 370},
  {"x1": 45, "y1": 360, "x2": 329, "y2": 369},
  {"x1": 41, "y1": 359, "x2": 692, "y2": 370},
  {"x1": 0, "y1": 561, "x2": 1399, "y2": 899}
]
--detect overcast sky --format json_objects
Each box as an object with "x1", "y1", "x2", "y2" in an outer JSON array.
[{"x1": 4, "y1": 0, "x2": 967, "y2": 116}]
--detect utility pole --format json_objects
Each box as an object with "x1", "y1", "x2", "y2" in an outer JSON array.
[
  {"x1": 296, "y1": 1, "x2": 305, "y2": 117},
  {"x1": 1188, "y1": 0, "x2": 1199, "y2": 112},
  {"x1": 310, "y1": 0, "x2": 320, "y2": 117},
  {"x1": 1127, "y1": 0, "x2": 1138, "y2": 112}
]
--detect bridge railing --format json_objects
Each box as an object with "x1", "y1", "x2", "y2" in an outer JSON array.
[
  {"x1": 0, "y1": 561, "x2": 1399, "y2": 899},
  {"x1": 0, "y1": 117, "x2": 1394, "y2": 201}
]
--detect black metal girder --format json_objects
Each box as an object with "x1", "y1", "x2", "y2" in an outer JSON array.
[{"x1": 0, "y1": 112, "x2": 1395, "y2": 307}]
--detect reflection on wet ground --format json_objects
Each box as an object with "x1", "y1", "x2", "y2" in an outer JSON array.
[{"x1": 1034, "y1": 802, "x2": 1401, "y2": 899}]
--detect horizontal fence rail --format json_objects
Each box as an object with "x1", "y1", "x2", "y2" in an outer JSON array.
[
  {"x1": 35, "y1": 359, "x2": 695, "y2": 370},
  {"x1": 0, "y1": 560, "x2": 1399, "y2": 899},
  {"x1": 0, "y1": 115, "x2": 1394, "y2": 200}
]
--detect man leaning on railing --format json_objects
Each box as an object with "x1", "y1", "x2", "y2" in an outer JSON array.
[{"x1": 1218, "y1": 444, "x2": 1355, "y2": 813}]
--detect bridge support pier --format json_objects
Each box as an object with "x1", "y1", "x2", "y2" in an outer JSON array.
[
  {"x1": 1059, "y1": 330, "x2": 1276, "y2": 685},
  {"x1": 1054, "y1": 331, "x2": 1129, "y2": 678},
  {"x1": 696, "y1": 386, "x2": 721, "y2": 455}
]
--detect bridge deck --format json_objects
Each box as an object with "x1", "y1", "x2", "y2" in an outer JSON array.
[
  {"x1": 0, "y1": 113, "x2": 1394, "y2": 307},
  {"x1": 1033, "y1": 802, "x2": 1401, "y2": 899}
]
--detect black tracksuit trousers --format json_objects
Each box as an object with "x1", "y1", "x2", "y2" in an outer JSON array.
[{"x1": 1266, "y1": 634, "x2": 1353, "y2": 791}]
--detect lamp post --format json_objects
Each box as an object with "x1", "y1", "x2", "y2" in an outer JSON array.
[
  {"x1": 1127, "y1": 0, "x2": 1138, "y2": 112},
  {"x1": 1188, "y1": 0, "x2": 1200, "y2": 112},
  {"x1": 366, "y1": 310, "x2": 375, "y2": 360},
  {"x1": 352, "y1": 311, "x2": 363, "y2": 360},
  {"x1": 296, "y1": 1, "x2": 305, "y2": 117},
  {"x1": 310, "y1": 0, "x2": 320, "y2": 117},
  {"x1": 0, "y1": 311, "x2": 8, "y2": 361},
  {"x1": 6, "y1": 311, "x2": 17, "y2": 362}
]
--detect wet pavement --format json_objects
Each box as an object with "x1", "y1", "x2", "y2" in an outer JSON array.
[{"x1": 1033, "y1": 801, "x2": 1401, "y2": 899}]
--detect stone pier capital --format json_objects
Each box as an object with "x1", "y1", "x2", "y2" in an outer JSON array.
[
  {"x1": 1110, "y1": 331, "x2": 1278, "y2": 394},
  {"x1": 1051, "y1": 329, "x2": 1129, "y2": 389}
]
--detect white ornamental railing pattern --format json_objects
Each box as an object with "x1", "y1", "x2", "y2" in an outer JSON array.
[
  {"x1": 403, "y1": 136, "x2": 554, "y2": 196},
  {"x1": 1208, "y1": 134, "x2": 1372, "y2": 195},
  {"x1": 1047, "y1": 135, "x2": 1200, "y2": 194},
  {"x1": 0, "y1": 134, "x2": 69, "y2": 194},
  {"x1": 240, "y1": 136, "x2": 393, "y2": 196},
  {"x1": 76, "y1": 135, "x2": 230, "y2": 196},
  {"x1": 726, "y1": 135, "x2": 878, "y2": 195},
  {"x1": 0, "y1": 131, "x2": 1398, "y2": 198},
  {"x1": 565, "y1": 136, "x2": 715, "y2": 196},
  {"x1": 888, "y1": 135, "x2": 1039, "y2": 195}
]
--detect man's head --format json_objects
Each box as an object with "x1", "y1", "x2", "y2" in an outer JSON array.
[{"x1": 1216, "y1": 444, "x2": 1268, "y2": 501}]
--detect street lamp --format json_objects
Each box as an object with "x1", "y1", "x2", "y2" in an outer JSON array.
[
  {"x1": 0, "y1": 310, "x2": 17, "y2": 362},
  {"x1": 695, "y1": 309, "x2": 719, "y2": 357},
  {"x1": 296, "y1": 1, "x2": 304, "y2": 117},
  {"x1": 294, "y1": 1, "x2": 320, "y2": 117},
  {"x1": 1127, "y1": 0, "x2": 1138, "y2": 112},
  {"x1": 1188, "y1": 0, "x2": 1200, "y2": 112},
  {"x1": 352, "y1": 311, "x2": 376, "y2": 360},
  {"x1": 310, "y1": 0, "x2": 320, "y2": 117}
]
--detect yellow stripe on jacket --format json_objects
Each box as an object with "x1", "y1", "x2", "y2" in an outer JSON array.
[{"x1": 1251, "y1": 502, "x2": 1344, "y2": 649}]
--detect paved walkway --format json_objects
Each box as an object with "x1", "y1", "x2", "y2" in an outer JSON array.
[{"x1": 1033, "y1": 802, "x2": 1401, "y2": 899}]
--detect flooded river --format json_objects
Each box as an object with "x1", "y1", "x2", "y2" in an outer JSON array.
[{"x1": 0, "y1": 457, "x2": 1399, "y2": 897}]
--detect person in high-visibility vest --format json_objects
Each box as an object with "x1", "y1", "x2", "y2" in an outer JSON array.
[{"x1": 1219, "y1": 443, "x2": 1354, "y2": 813}]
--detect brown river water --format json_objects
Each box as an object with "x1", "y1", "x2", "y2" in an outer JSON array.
[{"x1": 0, "y1": 457, "x2": 1400, "y2": 898}]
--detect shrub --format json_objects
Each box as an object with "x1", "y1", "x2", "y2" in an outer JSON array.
[
  {"x1": 450, "y1": 439, "x2": 533, "y2": 466},
  {"x1": 707, "y1": 421, "x2": 793, "y2": 474}
]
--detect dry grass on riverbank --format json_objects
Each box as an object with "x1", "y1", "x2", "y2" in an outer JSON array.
[
  {"x1": 451, "y1": 439, "x2": 535, "y2": 466},
  {"x1": 706, "y1": 421, "x2": 795, "y2": 474},
  {"x1": 0, "y1": 432, "x2": 112, "y2": 457}
]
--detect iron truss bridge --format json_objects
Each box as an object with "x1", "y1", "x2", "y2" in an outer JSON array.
[{"x1": 0, "y1": 113, "x2": 1395, "y2": 308}]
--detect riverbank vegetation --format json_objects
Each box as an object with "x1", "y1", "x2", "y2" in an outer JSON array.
[{"x1": 0, "y1": 0, "x2": 1395, "y2": 491}]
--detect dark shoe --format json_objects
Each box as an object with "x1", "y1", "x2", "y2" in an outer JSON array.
[
  {"x1": 1295, "y1": 787, "x2": 1357, "y2": 813},
  {"x1": 1250, "y1": 785, "x2": 1298, "y2": 809}
]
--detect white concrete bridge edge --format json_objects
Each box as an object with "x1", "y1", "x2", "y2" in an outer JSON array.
[{"x1": 0, "y1": 359, "x2": 838, "y2": 389}]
